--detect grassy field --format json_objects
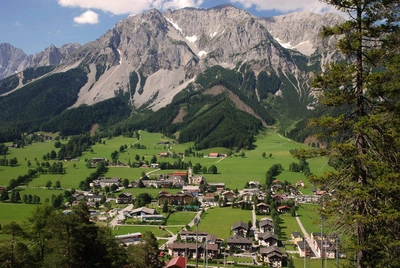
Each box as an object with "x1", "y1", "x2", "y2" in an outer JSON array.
[
  {"x1": 166, "y1": 211, "x2": 197, "y2": 226},
  {"x1": 196, "y1": 207, "x2": 253, "y2": 239},
  {"x1": 296, "y1": 204, "x2": 324, "y2": 234},
  {"x1": 0, "y1": 129, "x2": 330, "y2": 256}
]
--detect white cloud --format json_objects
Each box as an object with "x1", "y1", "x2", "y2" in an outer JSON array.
[
  {"x1": 12, "y1": 21, "x2": 23, "y2": 27},
  {"x1": 229, "y1": 0, "x2": 338, "y2": 14},
  {"x1": 74, "y1": 10, "x2": 100, "y2": 24},
  {"x1": 58, "y1": 0, "x2": 204, "y2": 15}
]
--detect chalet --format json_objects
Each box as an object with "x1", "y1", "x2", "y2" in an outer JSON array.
[
  {"x1": 221, "y1": 190, "x2": 236, "y2": 201},
  {"x1": 117, "y1": 192, "x2": 133, "y2": 204},
  {"x1": 259, "y1": 218, "x2": 274, "y2": 233},
  {"x1": 157, "y1": 193, "x2": 194, "y2": 205},
  {"x1": 291, "y1": 232, "x2": 303, "y2": 245},
  {"x1": 297, "y1": 240, "x2": 312, "y2": 258},
  {"x1": 226, "y1": 235, "x2": 253, "y2": 251},
  {"x1": 259, "y1": 246, "x2": 284, "y2": 267},
  {"x1": 277, "y1": 205, "x2": 291, "y2": 213},
  {"x1": 166, "y1": 256, "x2": 187, "y2": 268},
  {"x1": 255, "y1": 232, "x2": 279, "y2": 247},
  {"x1": 231, "y1": 221, "x2": 249, "y2": 237},
  {"x1": 296, "y1": 180, "x2": 305, "y2": 187},
  {"x1": 257, "y1": 203, "x2": 270, "y2": 213},
  {"x1": 150, "y1": 163, "x2": 159, "y2": 168},
  {"x1": 158, "y1": 141, "x2": 170, "y2": 145}
]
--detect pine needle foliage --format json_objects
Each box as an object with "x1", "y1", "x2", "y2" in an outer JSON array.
[{"x1": 294, "y1": 1, "x2": 400, "y2": 267}]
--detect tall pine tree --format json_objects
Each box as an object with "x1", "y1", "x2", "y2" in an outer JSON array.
[{"x1": 296, "y1": 1, "x2": 400, "y2": 267}]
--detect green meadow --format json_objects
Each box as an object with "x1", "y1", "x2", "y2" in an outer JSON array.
[
  {"x1": 196, "y1": 206, "x2": 253, "y2": 239},
  {"x1": 0, "y1": 129, "x2": 329, "y2": 243}
]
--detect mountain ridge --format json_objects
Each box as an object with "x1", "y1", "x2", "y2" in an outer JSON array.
[{"x1": 0, "y1": 5, "x2": 346, "y2": 147}]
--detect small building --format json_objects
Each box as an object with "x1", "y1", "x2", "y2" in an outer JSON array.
[
  {"x1": 117, "y1": 192, "x2": 133, "y2": 204},
  {"x1": 222, "y1": 190, "x2": 236, "y2": 201},
  {"x1": 157, "y1": 193, "x2": 194, "y2": 205},
  {"x1": 291, "y1": 232, "x2": 303, "y2": 245},
  {"x1": 116, "y1": 232, "x2": 142, "y2": 245},
  {"x1": 129, "y1": 207, "x2": 156, "y2": 217},
  {"x1": 98, "y1": 177, "x2": 121, "y2": 187},
  {"x1": 259, "y1": 218, "x2": 274, "y2": 233},
  {"x1": 180, "y1": 231, "x2": 209, "y2": 242},
  {"x1": 231, "y1": 221, "x2": 249, "y2": 237},
  {"x1": 226, "y1": 235, "x2": 253, "y2": 251},
  {"x1": 182, "y1": 185, "x2": 200, "y2": 194},
  {"x1": 208, "y1": 153, "x2": 220, "y2": 158},
  {"x1": 260, "y1": 246, "x2": 284, "y2": 267},
  {"x1": 277, "y1": 205, "x2": 291, "y2": 213},
  {"x1": 166, "y1": 256, "x2": 187, "y2": 268},
  {"x1": 257, "y1": 203, "x2": 270, "y2": 213},
  {"x1": 255, "y1": 232, "x2": 279, "y2": 247}
]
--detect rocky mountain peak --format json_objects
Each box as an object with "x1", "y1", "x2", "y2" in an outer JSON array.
[{"x1": 263, "y1": 11, "x2": 345, "y2": 56}]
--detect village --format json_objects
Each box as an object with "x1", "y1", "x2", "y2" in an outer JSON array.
[{"x1": 64, "y1": 154, "x2": 344, "y2": 268}]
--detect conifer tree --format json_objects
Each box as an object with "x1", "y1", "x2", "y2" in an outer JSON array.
[{"x1": 296, "y1": 1, "x2": 400, "y2": 267}]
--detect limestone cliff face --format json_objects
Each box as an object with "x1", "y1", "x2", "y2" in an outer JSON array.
[
  {"x1": 1, "y1": 5, "x2": 345, "y2": 111},
  {"x1": 263, "y1": 11, "x2": 345, "y2": 56},
  {"x1": 0, "y1": 43, "x2": 81, "y2": 80}
]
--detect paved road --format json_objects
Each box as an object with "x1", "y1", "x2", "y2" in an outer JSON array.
[
  {"x1": 109, "y1": 204, "x2": 133, "y2": 227},
  {"x1": 295, "y1": 213, "x2": 319, "y2": 257}
]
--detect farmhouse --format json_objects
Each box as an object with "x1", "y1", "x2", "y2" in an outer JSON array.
[{"x1": 208, "y1": 153, "x2": 220, "y2": 158}]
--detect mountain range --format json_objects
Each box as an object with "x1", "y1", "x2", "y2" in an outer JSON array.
[{"x1": 0, "y1": 4, "x2": 345, "y2": 147}]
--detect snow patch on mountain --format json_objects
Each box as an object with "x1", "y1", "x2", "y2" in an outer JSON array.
[
  {"x1": 165, "y1": 18, "x2": 183, "y2": 34},
  {"x1": 185, "y1": 35, "x2": 198, "y2": 43}
]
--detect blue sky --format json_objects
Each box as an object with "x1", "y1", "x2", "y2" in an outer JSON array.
[{"x1": 0, "y1": 0, "x2": 335, "y2": 55}]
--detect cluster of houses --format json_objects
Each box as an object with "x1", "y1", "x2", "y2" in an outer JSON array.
[{"x1": 165, "y1": 218, "x2": 287, "y2": 267}]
